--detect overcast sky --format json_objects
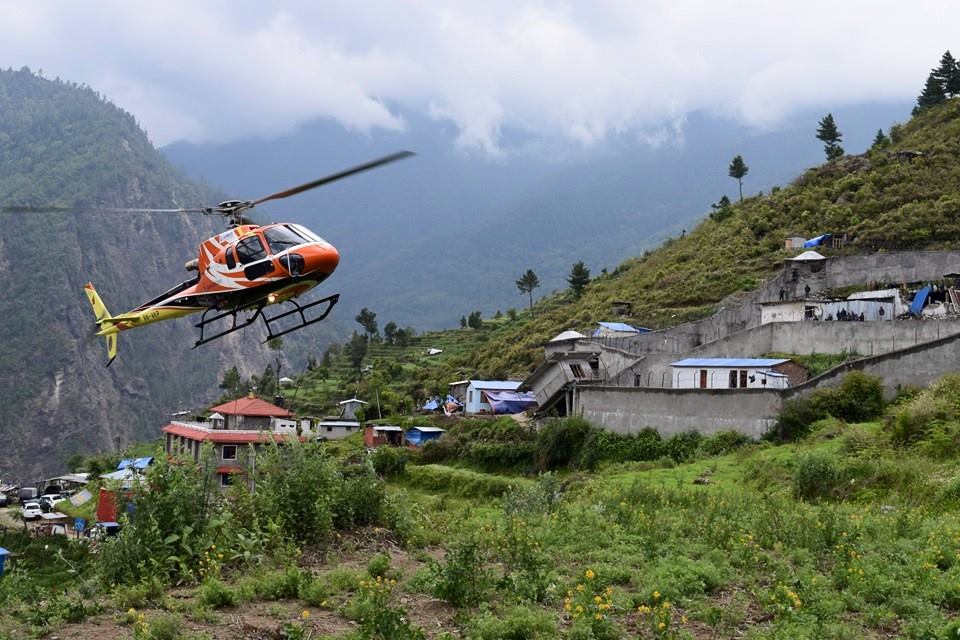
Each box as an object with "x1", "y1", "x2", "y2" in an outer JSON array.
[{"x1": 1, "y1": 1, "x2": 956, "y2": 153}]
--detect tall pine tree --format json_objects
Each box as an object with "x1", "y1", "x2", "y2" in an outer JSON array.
[
  {"x1": 934, "y1": 50, "x2": 960, "y2": 96},
  {"x1": 567, "y1": 261, "x2": 591, "y2": 298},
  {"x1": 728, "y1": 155, "x2": 748, "y2": 201},
  {"x1": 515, "y1": 269, "x2": 540, "y2": 311},
  {"x1": 815, "y1": 113, "x2": 844, "y2": 161}
]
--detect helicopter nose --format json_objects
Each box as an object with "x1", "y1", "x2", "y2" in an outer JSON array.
[{"x1": 305, "y1": 243, "x2": 339, "y2": 276}]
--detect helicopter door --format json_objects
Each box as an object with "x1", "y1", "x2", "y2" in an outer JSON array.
[{"x1": 235, "y1": 234, "x2": 275, "y2": 280}]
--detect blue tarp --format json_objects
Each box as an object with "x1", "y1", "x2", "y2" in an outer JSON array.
[
  {"x1": 803, "y1": 233, "x2": 832, "y2": 248},
  {"x1": 910, "y1": 285, "x2": 932, "y2": 316},
  {"x1": 405, "y1": 427, "x2": 445, "y2": 447},
  {"x1": 117, "y1": 456, "x2": 153, "y2": 471},
  {"x1": 422, "y1": 395, "x2": 461, "y2": 412},
  {"x1": 482, "y1": 390, "x2": 538, "y2": 414}
]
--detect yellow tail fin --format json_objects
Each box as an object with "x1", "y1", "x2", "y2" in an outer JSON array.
[{"x1": 84, "y1": 282, "x2": 118, "y2": 366}]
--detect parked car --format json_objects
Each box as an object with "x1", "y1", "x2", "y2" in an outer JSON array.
[
  {"x1": 39, "y1": 494, "x2": 65, "y2": 513},
  {"x1": 20, "y1": 501, "x2": 42, "y2": 520}
]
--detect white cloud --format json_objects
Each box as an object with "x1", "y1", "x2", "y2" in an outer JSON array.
[{"x1": 0, "y1": 1, "x2": 954, "y2": 150}]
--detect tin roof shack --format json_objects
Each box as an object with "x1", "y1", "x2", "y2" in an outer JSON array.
[
  {"x1": 162, "y1": 396, "x2": 298, "y2": 489},
  {"x1": 364, "y1": 425, "x2": 403, "y2": 448},
  {"x1": 671, "y1": 358, "x2": 807, "y2": 390},
  {"x1": 405, "y1": 426, "x2": 446, "y2": 447},
  {"x1": 463, "y1": 380, "x2": 531, "y2": 415},
  {"x1": 316, "y1": 418, "x2": 361, "y2": 440},
  {"x1": 448, "y1": 380, "x2": 470, "y2": 405},
  {"x1": 592, "y1": 322, "x2": 649, "y2": 338}
]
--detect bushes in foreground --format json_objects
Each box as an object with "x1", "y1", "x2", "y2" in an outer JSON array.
[{"x1": 772, "y1": 371, "x2": 886, "y2": 441}]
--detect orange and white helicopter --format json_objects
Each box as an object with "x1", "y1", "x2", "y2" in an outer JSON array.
[{"x1": 56, "y1": 151, "x2": 412, "y2": 365}]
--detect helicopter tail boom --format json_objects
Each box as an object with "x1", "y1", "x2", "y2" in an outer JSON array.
[{"x1": 83, "y1": 282, "x2": 119, "y2": 366}]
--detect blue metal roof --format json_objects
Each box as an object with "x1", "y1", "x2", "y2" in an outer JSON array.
[
  {"x1": 596, "y1": 321, "x2": 647, "y2": 332},
  {"x1": 469, "y1": 380, "x2": 521, "y2": 390},
  {"x1": 671, "y1": 358, "x2": 789, "y2": 368}
]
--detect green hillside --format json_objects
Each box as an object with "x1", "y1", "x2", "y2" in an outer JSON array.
[
  {"x1": 286, "y1": 98, "x2": 960, "y2": 406},
  {"x1": 432, "y1": 98, "x2": 960, "y2": 380}
]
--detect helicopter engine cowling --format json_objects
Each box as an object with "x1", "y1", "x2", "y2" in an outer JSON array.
[{"x1": 184, "y1": 258, "x2": 199, "y2": 271}]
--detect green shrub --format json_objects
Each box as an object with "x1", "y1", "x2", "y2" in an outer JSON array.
[
  {"x1": 347, "y1": 578, "x2": 425, "y2": 640},
  {"x1": 467, "y1": 605, "x2": 558, "y2": 639},
  {"x1": 635, "y1": 554, "x2": 728, "y2": 601},
  {"x1": 246, "y1": 567, "x2": 306, "y2": 600},
  {"x1": 663, "y1": 431, "x2": 704, "y2": 463},
  {"x1": 371, "y1": 446, "x2": 409, "y2": 479},
  {"x1": 333, "y1": 463, "x2": 386, "y2": 528},
  {"x1": 793, "y1": 452, "x2": 841, "y2": 500},
  {"x1": 141, "y1": 613, "x2": 183, "y2": 640},
  {"x1": 112, "y1": 577, "x2": 166, "y2": 609},
  {"x1": 771, "y1": 396, "x2": 822, "y2": 441},
  {"x1": 196, "y1": 578, "x2": 238, "y2": 609},
  {"x1": 406, "y1": 465, "x2": 520, "y2": 498},
  {"x1": 698, "y1": 431, "x2": 751, "y2": 457},
  {"x1": 367, "y1": 552, "x2": 391, "y2": 579},
  {"x1": 535, "y1": 417, "x2": 593, "y2": 471},
  {"x1": 431, "y1": 540, "x2": 491, "y2": 607},
  {"x1": 814, "y1": 371, "x2": 885, "y2": 422},
  {"x1": 298, "y1": 577, "x2": 329, "y2": 607}
]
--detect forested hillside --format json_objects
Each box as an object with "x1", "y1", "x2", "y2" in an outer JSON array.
[{"x1": 0, "y1": 68, "x2": 270, "y2": 479}]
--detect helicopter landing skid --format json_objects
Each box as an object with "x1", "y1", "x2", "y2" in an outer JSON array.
[{"x1": 193, "y1": 293, "x2": 340, "y2": 348}]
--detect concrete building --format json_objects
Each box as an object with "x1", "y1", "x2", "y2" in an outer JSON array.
[
  {"x1": 315, "y1": 418, "x2": 361, "y2": 440},
  {"x1": 338, "y1": 398, "x2": 368, "y2": 420},
  {"x1": 670, "y1": 358, "x2": 807, "y2": 390},
  {"x1": 162, "y1": 396, "x2": 296, "y2": 489}
]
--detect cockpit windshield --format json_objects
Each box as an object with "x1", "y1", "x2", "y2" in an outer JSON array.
[{"x1": 264, "y1": 225, "x2": 308, "y2": 254}]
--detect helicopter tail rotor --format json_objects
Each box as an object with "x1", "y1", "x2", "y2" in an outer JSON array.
[{"x1": 83, "y1": 282, "x2": 119, "y2": 366}]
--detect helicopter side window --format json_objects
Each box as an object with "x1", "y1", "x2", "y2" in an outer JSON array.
[
  {"x1": 236, "y1": 235, "x2": 268, "y2": 264},
  {"x1": 225, "y1": 248, "x2": 236, "y2": 269}
]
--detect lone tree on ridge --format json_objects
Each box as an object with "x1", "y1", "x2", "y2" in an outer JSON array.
[
  {"x1": 728, "y1": 155, "x2": 749, "y2": 201},
  {"x1": 515, "y1": 269, "x2": 540, "y2": 311},
  {"x1": 567, "y1": 261, "x2": 591, "y2": 298},
  {"x1": 816, "y1": 113, "x2": 844, "y2": 161}
]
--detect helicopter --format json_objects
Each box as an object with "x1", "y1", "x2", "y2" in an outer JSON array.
[{"x1": 59, "y1": 151, "x2": 414, "y2": 365}]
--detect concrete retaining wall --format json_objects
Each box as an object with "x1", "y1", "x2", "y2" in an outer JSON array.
[{"x1": 575, "y1": 386, "x2": 781, "y2": 438}]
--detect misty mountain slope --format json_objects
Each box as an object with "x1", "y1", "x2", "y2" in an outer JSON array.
[
  {"x1": 164, "y1": 103, "x2": 910, "y2": 328},
  {"x1": 0, "y1": 69, "x2": 272, "y2": 479}
]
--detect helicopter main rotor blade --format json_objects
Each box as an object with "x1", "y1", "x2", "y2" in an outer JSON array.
[
  {"x1": 1, "y1": 205, "x2": 209, "y2": 214},
  {"x1": 250, "y1": 150, "x2": 415, "y2": 207}
]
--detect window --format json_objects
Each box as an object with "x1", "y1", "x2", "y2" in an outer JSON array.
[
  {"x1": 236, "y1": 234, "x2": 268, "y2": 264},
  {"x1": 570, "y1": 364, "x2": 585, "y2": 378},
  {"x1": 226, "y1": 249, "x2": 236, "y2": 269},
  {"x1": 264, "y1": 225, "x2": 308, "y2": 253},
  {"x1": 326, "y1": 425, "x2": 333, "y2": 432},
  {"x1": 729, "y1": 370, "x2": 738, "y2": 388},
  {"x1": 740, "y1": 370, "x2": 748, "y2": 387},
  {"x1": 221, "y1": 445, "x2": 237, "y2": 461},
  {"x1": 468, "y1": 390, "x2": 473, "y2": 403},
  {"x1": 219, "y1": 473, "x2": 233, "y2": 487}
]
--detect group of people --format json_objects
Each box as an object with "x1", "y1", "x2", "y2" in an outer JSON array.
[{"x1": 826, "y1": 308, "x2": 867, "y2": 322}]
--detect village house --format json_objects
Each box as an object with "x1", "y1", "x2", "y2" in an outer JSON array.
[
  {"x1": 671, "y1": 358, "x2": 807, "y2": 390},
  {"x1": 462, "y1": 380, "x2": 536, "y2": 415},
  {"x1": 161, "y1": 396, "x2": 295, "y2": 489}
]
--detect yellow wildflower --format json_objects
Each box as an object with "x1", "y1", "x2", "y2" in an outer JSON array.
[
  {"x1": 585, "y1": 568, "x2": 596, "y2": 580},
  {"x1": 300, "y1": 610, "x2": 310, "y2": 619}
]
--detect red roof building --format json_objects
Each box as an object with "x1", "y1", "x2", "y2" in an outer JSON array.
[{"x1": 162, "y1": 395, "x2": 298, "y2": 489}]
